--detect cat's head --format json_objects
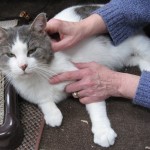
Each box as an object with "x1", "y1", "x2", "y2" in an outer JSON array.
[{"x1": 0, "y1": 13, "x2": 53, "y2": 79}]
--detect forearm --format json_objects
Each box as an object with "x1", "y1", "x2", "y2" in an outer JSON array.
[
  {"x1": 79, "y1": 14, "x2": 107, "y2": 39},
  {"x1": 117, "y1": 73, "x2": 140, "y2": 99},
  {"x1": 114, "y1": 71, "x2": 150, "y2": 109},
  {"x1": 133, "y1": 71, "x2": 150, "y2": 109},
  {"x1": 93, "y1": 0, "x2": 150, "y2": 45}
]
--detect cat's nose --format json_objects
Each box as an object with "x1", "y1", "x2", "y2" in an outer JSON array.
[{"x1": 20, "y1": 64, "x2": 28, "y2": 71}]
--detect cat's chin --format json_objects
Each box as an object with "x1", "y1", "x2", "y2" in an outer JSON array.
[
  {"x1": 18, "y1": 72, "x2": 33, "y2": 78},
  {"x1": 23, "y1": 72, "x2": 33, "y2": 75}
]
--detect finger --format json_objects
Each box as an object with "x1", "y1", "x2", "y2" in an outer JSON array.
[
  {"x1": 77, "y1": 89, "x2": 93, "y2": 98},
  {"x1": 75, "y1": 62, "x2": 91, "y2": 69},
  {"x1": 79, "y1": 97, "x2": 95, "y2": 104},
  {"x1": 79, "y1": 96, "x2": 105, "y2": 104},
  {"x1": 50, "y1": 70, "x2": 83, "y2": 84},
  {"x1": 65, "y1": 80, "x2": 85, "y2": 93},
  {"x1": 50, "y1": 40, "x2": 64, "y2": 52},
  {"x1": 66, "y1": 76, "x2": 96, "y2": 93},
  {"x1": 51, "y1": 38, "x2": 71, "y2": 51}
]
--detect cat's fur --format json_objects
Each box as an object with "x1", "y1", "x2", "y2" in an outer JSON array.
[{"x1": 0, "y1": 4, "x2": 150, "y2": 147}]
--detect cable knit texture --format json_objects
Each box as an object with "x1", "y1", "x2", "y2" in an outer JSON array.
[
  {"x1": 93, "y1": 0, "x2": 150, "y2": 45},
  {"x1": 133, "y1": 71, "x2": 150, "y2": 109}
]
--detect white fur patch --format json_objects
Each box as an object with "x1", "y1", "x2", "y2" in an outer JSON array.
[
  {"x1": 12, "y1": 35, "x2": 28, "y2": 63},
  {"x1": 12, "y1": 35, "x2": 27, "y2": 55}
]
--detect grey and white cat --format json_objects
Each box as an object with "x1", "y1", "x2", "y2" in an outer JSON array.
[{"x1": 0, "y1": 4, "x2": 150, "y2": 147}]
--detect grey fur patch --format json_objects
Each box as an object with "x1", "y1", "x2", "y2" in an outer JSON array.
[
  {"x1": 75, "y1": 5, "x2": 101, "y2": 19},
  {"x1": 0, "y1": 14, "x2": 53, "y2": 71}
]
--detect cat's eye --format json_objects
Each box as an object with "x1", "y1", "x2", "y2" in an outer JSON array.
[
  {"x1": 27, "y1": 48, "x2": 36, "y2": 56},
  {"x1": 6, "y1": 53, "x2": 15, "y2": 58}
]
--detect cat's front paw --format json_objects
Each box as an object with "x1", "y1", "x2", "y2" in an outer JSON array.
[
  {"x1": 44, "y1": 109, "x2": 63, "y2": 127},
  {"x1": 92, "y1": 126, "x2": 117, "y2": 147}
]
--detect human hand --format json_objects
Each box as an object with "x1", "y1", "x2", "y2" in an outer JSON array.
[
  {"x1": 46, "y1": 14, "x2": 107, "y2": 52},
  {"x1": 50, "y1": 62, "x2": 123, "y2": 104},
  {"x1": 46, "y1": 19, "x2": 84, "y2": 51}
]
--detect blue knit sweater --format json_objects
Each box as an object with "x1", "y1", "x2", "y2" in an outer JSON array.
[{"x1": 94, "y1": 0, "x2": 150, "y2": 109}]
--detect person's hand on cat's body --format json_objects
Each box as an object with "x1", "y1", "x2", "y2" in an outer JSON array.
[
  {"x1": 46, "y1": 14, "x2": 107, "y2": 51},
  {"x1": 50, "y1": 62, "x2": 140, "y2": 104}
]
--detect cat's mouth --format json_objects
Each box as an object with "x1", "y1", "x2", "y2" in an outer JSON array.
[{"x1": 20, "y1": 71, "x2": 33, "y2": 76}]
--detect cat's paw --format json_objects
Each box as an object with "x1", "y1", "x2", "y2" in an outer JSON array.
[
  {"x1": 92, "y1": 126, "x2": 117, "y2": 147},
  {"x1": 44, "y1": 109, "x2": 63, "y2": 127}
]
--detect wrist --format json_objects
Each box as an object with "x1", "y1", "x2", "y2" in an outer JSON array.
[
  {"x1": 117, "y1": 73, "x2": 140, "y2": 99},
  {"x1": 79, "y1": 14, "x2": 107, "y2": 38}
]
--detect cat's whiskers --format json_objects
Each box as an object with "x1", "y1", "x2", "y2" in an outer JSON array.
[
  {"x1": 38, "y1": 68, "x2": 57, "y2": 77},
  {"x1": 1, "y1": 71, "x2": 13, "y2": 89},
  {"x1": 35, "y1": 70, "x2": 50, "y2": 80},
  {"x1": 0, "y1": 75, "x2": 8, "y2": 89},
  {"x1": 35, "y1": 68, "x2": 53, "y2": 80},
  {"x1": 28, "y1": 63, "x2": 59, "y2": 81},
  {"x1": 34, "y1": 63, "x2": 58, "y2": 76},
  {"x1": 25, "y1": 64, "x2": 51, "y2": 80},
  {"x1": 0, "y1": 74, "x2": 5, "y2": 83},
  {"x1": 4, "y1": 78, "x2": 10, "y2": 89}
]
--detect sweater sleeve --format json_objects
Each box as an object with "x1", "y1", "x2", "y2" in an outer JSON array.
[
  {"x1": 133, "y1": 71, "x2": 150, "y2": 109},
  {"x1": 93, "y1": 0, "x2": 150, "y2": 45}
]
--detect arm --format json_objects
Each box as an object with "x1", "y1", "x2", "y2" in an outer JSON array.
[
  {"x1": 50, "y1": 62, "x2": 150, "y2": 109},
  {"x1": 100, "y1": 69, "x2": 150, "y2": 109},
  {"x1": 93, "y1": 0, "x2": 150, "y2": 45},
  {"x1": 50, "y1": 62, "x2": 139, "y2": 103},
  {"x1": 133, "y1": 71, "x2": 150, "y2": 109},
  {"x1": 116, "y1": 72, "x2": 140, "y2": 100},
  {"x1": 78, "y1": 14, "x2": 107, "y2": 39},
  {"x1": 47, "y1": 0, "x2": 150, "y2": 51}
]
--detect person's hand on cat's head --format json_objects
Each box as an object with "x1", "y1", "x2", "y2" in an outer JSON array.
[{"x1": 46, "y1": 19, "x2": 83, "y2": 52}]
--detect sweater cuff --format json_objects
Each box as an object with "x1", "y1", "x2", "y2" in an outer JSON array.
[
  {"x1": 93, "y1": 4, "x2": 136, "y2": 45},
  {"x1": 133, "y1": 71, "x2": 150, "y2": 109}
]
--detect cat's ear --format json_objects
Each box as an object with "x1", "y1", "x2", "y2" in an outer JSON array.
[
  {"x1": 30, "y1": 13, "x2": 47, "y2": 33},
  {"x1": 0, "y1": 27, "x2": 7, "y2": 43}
]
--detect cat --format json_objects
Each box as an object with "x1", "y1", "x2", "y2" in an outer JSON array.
[{"x1": 0, "y1": 4, "x2": 150, "y2": 148}]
